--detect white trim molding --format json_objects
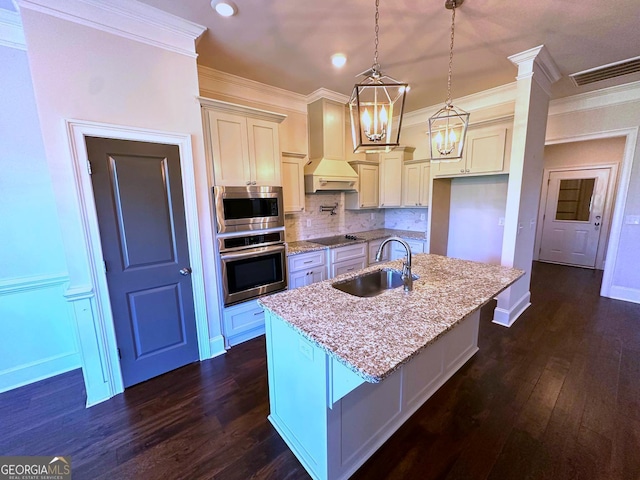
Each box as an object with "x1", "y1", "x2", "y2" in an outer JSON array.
[
  {"x1": 198, "y1": 96, "x2": 287, "y2": 123},
  {"x1": 305, "y1": 87, "x2": 350, "y2": 105},
  {"x1": 492, "y1": 291, "x2": 531, "y2": 327},
  {"x1": 549, "y1": 80, "x2": 640, "y2": 116},
  {"x1": 0, "y1": 273, "x2": 68, "y2": 295},
  {"x1": 0, "y1": 7, "x2": 26, "y2": 50},
  {"x1": 65, "y1": 119, "x2": 212, "y2": 406},
  {"x1": 198, "y1": 66, "x2": 309, "y2": 114},
  {"x1": 17, "y1": 0, "x2": 205, "y2": 57}
]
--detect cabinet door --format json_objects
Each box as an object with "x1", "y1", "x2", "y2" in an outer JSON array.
[
  {"x1": 368, "y1": 240, "x2": 390, "y2": 264},
  {"x1": 419, "y1": 163, "x2": 431, "y2": 207},
  {"x1": 308, "y1": 267, "x2": 327, "y2": 285},
  {"x1": 379, "y1": 153, "x2": 403, "y2": 207},
  {"x1": 208, "y1": 110, "x2": 251, "y2": 186},
  {"x1": 289, "y1": 269, "x2": 311, "y2": 290},
  {"x1": 402, "y1": 163, "x2": 421, "y2": 207},
  {"x1": 223, "y1": 300, "x2": 264, "y2": 341},
  {"x1": 359, "y1": 164, "x2": 379, "y2": 208},
  {"x1": 282, "y1": 156, "x2": 305, "y2": 213},
  {"x1": 466, "y1": 128, "x2": 507, "y2": 174},
  {"x1": 247, "y1": 118, "x2": 281, "y2": 185}
]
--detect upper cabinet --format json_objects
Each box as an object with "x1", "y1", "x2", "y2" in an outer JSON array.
[
  {"x1": 201, "y1": 98, "x2": 286, "y2": 186},
  {"x1": 379, "y1": 146, "x2": 414, "y2": 208},
  {"x1": 282, "y1": 152, "x2": 307, "y2": 213},
  {"x1": 402, "y1": 161, "x2": 430, "y2": 207},
  {"x1": 308, "y1": 98, "x2": 345, "y2": 161},
  {"x1": 345, "y1": 161, "x2": 379, "y2": 210},
  {"x1": 434, "y1": 125, "x2": 510, "y2": 178}
]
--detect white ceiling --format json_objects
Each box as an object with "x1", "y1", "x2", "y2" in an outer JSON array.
[{"x1": 140, "y1": 0, "x2": 640, "y2": 112}]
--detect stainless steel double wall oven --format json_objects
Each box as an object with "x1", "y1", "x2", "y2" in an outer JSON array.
[{"x1": 213, "y1": 186, "x2": 287, "y2": 306}]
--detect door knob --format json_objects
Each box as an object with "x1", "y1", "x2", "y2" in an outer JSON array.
[{"x1": 179, "y1": 267, "x2": 192, "y2": 276}]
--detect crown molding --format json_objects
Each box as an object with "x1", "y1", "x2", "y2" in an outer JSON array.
[
  {"x1": 198, "y1": 66, "x2": 308, "y2": 114},
  {"x1": 0, "y1": 8, "x2": 25, "y2": 50},
  {"x1": 403, "y1": 82, "x2": 517, "y2": 127},
  {"x1": 306, "y1": 88, "x2": 350, "y2": 105},
  {"x1": 16, "y1": 0, "x2": 205, "y2": 57},
  {"x1": 549, "y1": 80, "x2": 640, "y2": 116},
  {"x1": 198, "y1": 96, "x2": 287, "y2": 123},
  {"x1": 508, "y1": 45, "x2": 561, "y2": 96}
]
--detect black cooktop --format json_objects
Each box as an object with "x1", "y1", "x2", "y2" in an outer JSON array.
[{"x1": 310, "y1": 234, "x2": 361, "y2": 246}]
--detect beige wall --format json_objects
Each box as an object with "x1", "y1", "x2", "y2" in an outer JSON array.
[{"x1": 544, "y1": 137, "x2": 625, "y2": 169}]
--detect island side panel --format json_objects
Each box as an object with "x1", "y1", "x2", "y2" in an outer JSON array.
[
  {"x1": 264, "y1": 311, "x2": 329, "y2": 480},
  {"x1": 326, "y1": 310, "x2": 481, "y2": 480}
]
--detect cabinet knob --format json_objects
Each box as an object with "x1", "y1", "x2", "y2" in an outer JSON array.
[
  {"x1": 460, "y1": 169, "x2": 465, "y2": 173},
  {"x1": 246, "y1": 181, "x2": 251, "y2": 185},
  {"x1": 252, "y1": 181, "x2": 257, "y2": 185},
  {"x1": 381, "y1": 203, "x2": 384, "y2": 206},
  {"x1": 466, "y1": 169, "x2": 470, "y2": 173}
]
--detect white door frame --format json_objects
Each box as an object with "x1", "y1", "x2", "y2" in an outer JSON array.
[
  {"x1": 66, "y1": 119, "x2": 212, "y2": 403},
  {"x1": 544, "y1": 127, "x2": 638, "y2": 300},
  {"x1": 535, "y1": 164, "x2": 618, "y2": 270}
]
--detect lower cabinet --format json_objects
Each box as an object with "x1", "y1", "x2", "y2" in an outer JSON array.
[
  {"x1": 222, "y1": 299, "x2": 265, "y2": 348},
  {"x1": 329, "y1": 243, "x2": 368, "y2": 278},
  {"x1": 389, "y1": 238, "x2": 426, "y2": 261},
  {"x1": 288, "y1": 250, "x2": 327, "y2": 289},
  {"x1": 368, "y1": 238, "x2": 391, "y2": 264}
]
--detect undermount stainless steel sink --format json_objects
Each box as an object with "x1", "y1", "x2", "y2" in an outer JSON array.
[{"x1": 332, "y1": 268, "x2": 419, "y2": 297}]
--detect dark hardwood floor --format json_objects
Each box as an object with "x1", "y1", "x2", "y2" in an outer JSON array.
[{"x1": 2, "y1": 262, "x2": 639, "y2": 479}]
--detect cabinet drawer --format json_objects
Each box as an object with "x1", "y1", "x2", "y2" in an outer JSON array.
[
  {"x1": 289, "y1": 250, "x2": 326, "y2": 272},
  {"x1": 223, "y1": 299, "x2": 265, "y2": 337},
  {"x1": 330, "y1": 243, "x2": 368, "y2": 264},
  {"x1": 332, "y1": 258, "x2": 367, "y2": 278}
]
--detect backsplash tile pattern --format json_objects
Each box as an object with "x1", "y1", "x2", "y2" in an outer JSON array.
[{"x1": 285, "y1": 194, "x2": 427, "y2": 242}]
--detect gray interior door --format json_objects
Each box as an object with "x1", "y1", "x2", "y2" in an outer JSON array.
[{"x1": 86, "y1": 137, "x2": 199, "y2": 388}]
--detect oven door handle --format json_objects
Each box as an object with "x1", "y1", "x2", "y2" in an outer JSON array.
[{"x1": 220, "y1": 244, "x2": 285, "y2": 261}]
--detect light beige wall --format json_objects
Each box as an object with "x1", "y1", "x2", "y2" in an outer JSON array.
[
  {"x1": 544, "y1": 137, "x2": 625, "y2": 169},
  {"x1": 546, "y1": 99, "x2": 640, "y2": 298},
  {"x1": 20, "y1": 10, "x2": 221, "y2": 338}
]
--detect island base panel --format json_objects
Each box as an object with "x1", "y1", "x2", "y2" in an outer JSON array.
[{"x1": 264, "y1": 310, "x2": 480, "y2": 480}]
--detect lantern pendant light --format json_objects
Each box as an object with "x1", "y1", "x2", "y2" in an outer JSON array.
[
  {"x1": 428, "y1": 0, "x2": 470, "y2": 162},
  {"x1": 349, "y1": 0, "x2": 408, "y2": 153}
]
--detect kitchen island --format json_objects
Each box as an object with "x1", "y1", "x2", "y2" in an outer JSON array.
[{"x1": 258, "y1": 254, "x2": 522, "y2": 480}]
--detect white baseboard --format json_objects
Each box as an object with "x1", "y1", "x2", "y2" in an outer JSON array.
[
  {"x1": 492, "y1": 291, "x2": 531, "y2": 327},
  {"x1": 0, "y1": 352, "x2": 80, "y2": 394},
  {"x1": 607, "y1": 285, "x2": 640, "y2": 305},
  {"x1": 209, "y1": 335, "x2": 227, "y2": 358}
]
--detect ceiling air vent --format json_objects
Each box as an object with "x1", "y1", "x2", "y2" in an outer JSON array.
[{"x1": 570, "y1": 56, "x2": 640, "y2": 87}]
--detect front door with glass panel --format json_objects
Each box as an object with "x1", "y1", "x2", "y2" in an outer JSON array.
[{"x1": 539, "y1": 168, "x2": 610, "y2": 268}]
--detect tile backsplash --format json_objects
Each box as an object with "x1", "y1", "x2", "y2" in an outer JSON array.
[{"x1": 285, "y1": 193, "x2": 427, "y2": 242}]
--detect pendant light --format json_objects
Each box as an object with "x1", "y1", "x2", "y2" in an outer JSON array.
[
  {"x1": 428, "y1": 0, "x2": 470, "y2": 162},
  {"x1": 349, "y1": 0, "x2": 408, "y2": 154}
]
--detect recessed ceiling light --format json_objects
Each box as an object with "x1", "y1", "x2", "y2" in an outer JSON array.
[
  {"x1": 331, "y1": 53, "x2": 347, "y2": 68},
  {"x1": 211, "y1": 1, "x2": 237, "y2": 17}
]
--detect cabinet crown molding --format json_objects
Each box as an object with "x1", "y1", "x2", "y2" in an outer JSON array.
[{"x1": 199, "y1": 97, "x2": 287, "y2": 123}]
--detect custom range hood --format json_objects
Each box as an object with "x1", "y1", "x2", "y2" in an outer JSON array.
[{"x1": 304, "y1": 97, "x2": 359, "y2": 193}]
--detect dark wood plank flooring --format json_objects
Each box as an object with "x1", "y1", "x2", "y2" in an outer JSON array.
[{"x1": 1, "y1": 262, "x2": 639, "y2": 479}]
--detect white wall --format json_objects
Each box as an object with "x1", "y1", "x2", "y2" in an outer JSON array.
[
  {"x1": 17, "y1": 5, "x2": 220, "y2": 403},
  {"x1": 447, "y1": 175, "x2": 508, "y2": 264},
  {"x1": 0, "y1": 43, "x2": 80, "y2": 392}
]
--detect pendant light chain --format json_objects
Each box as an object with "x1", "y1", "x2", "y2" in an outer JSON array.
[
  {"x1": 372, "y1": 0, "x2": 380, "y2": 75},
  {"x1": 446, "y1": 4, "x2": 456, "y2": 106}
]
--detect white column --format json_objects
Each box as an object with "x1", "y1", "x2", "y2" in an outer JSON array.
[{"x1": 493, "y1": 46, "x2": 561, "y2": 327}]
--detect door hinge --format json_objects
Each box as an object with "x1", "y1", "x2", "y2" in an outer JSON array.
[
  {"x1": 117, "y1": 348, "x2": 122, "y2": 359},
  {"x1": 539, "y1": 247, "x2": 542, "y2": 255},
  {"x1": 103, "y1": 260, "x2": 108, "y2": 273},
  {"x1": 87, "y1": 160, "x2": 93, "y2": 175}
]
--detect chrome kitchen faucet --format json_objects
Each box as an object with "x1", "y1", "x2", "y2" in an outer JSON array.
[{"x1": 375, "y1": 236, "x2": 413, "y2": 292}]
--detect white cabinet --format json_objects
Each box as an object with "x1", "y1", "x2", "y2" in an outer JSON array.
[
  {"x1": 329, "y1": 243, "x2": 367, "y2": 278},
  {"x1": 368, "y1": 238, "x2": 391, "y2": 264},
  {"x1": 402, "y1": 161, "x2": 431, "y2": 207},
  {"x1": 222, "y1": 299, "x2": 265, "y2": 348},
  {"x1": 282, "y1": 152, "x2": 307, "y2": 213},
  {"x1": 345, "y1": 162, "x2": 379, "y2": 210},
  {"x1": 308, "y1": 97, "x2": 346, "y2": 161},
  {"x1": 379, "y1": 146, "x2": 415, "y2": 208},
  {"x1": 389, "y1": 238, "x2": 425, "y2": 260},
  {"x1": 288, "y1": 250, "x2": 327, "y2": 289},
  {"x1": 201, "y1": 98, "x2": 286, "y2": 186},
  {"x1": 435, "y1": 126, "x2": 509, "y2": 177}
]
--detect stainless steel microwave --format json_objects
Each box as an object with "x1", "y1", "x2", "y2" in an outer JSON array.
[{"x1": 213, "y1": 185, "x2": 284, "y2": 233}]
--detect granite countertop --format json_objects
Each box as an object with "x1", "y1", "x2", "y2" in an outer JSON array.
[
  {"x1": 287, "y1": 228, "x2": 428, "y2": 256},
  {"x1": 259, "y1": 254, "x2": 523, "y2": 383}
]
